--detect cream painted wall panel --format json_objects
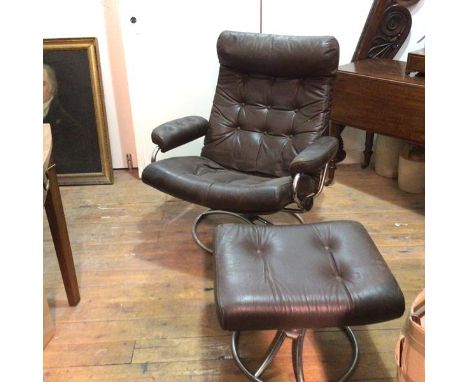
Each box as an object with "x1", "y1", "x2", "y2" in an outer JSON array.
[
  {"x1": 395, "y1": 0, "x2": 425, "y2": 60},
  {"x1": 103, "y1": 0, "x2": 138, "y2": 169},
  {"x1": 119, "y1": 0, "x2": 260, "y2": 175},
  {"x1": 42, "y1": 0, "x2": 135, "y2": 169},
  {"x1": 262, "y1": 1, "x2": 374, "y2": 65}
]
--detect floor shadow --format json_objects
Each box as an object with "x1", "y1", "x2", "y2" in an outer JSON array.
[
  {"x1": 132, "y1": 200, "x2": 213, "y2": 280},
  {"x1": 132, "y1": 200, "x2": 304, "y2": 281},
  {"x1": 305, "y1": 326, "x2": 394, "y2": 381},
  {"x1": 332, "y1": 164, "x2": 424, "y2": 215},
  {"x1": 127, "y1": 168, "x2": 140, "y2": 180}
]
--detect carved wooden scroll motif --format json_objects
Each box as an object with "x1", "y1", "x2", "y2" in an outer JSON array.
[
  {"x1": 353, "y1": 0, "x2": 414, "y2": 61},
  {"x1": 334, "y1": 0, "x2": 420, "y2": 166}
]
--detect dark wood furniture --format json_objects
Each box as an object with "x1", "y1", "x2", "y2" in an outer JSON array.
[
  {"x1": 406, "y1": 48, "x2": 425, "y2": 73},
  {"x1": 327, "y1": 58, "x2": 424, "y2": 183},
  {"x1": 351, "y1": 0, "x2": 414, "y2": 62},
  {"x1": 44, "y1": 125, "x2": 80, "y2": 306}
]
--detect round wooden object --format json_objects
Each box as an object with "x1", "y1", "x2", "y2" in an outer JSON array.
[
  {"x1": 398, "y1": 144, "x2": 425, "y2": 194},
  {"x1": 374, "y1": 135, "x2": 405, "y2": 178}
]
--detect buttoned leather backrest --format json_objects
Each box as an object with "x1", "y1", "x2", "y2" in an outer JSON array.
[{"x1": 202, "y1": 31, "x2": 339, "y2": 177}]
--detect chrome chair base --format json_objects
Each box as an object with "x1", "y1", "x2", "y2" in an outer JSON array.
[
  {"x1": 231, "y1": 327, "x2": 359, "y2": 382},
  {"x1": 192, "y1": 208, "x2": 305, "y2": 253}
]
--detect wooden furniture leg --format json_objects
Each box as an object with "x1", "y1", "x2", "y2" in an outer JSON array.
[
  {"x1": 45, "y1": 164, "x2": 80, "y2": 306},
  {"x1": 326, "y1": 123, "x2": 346, "y2": 185},
  {"x1": 362, "y1": 131, "x2": 375, "y2": 168}
]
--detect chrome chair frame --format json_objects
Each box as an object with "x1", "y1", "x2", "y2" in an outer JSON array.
[{"x1": 151, "y1": 145, "x2": 331, "y2": 254}]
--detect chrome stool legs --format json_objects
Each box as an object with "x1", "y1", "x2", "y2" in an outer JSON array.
[
  {"x1": 231, "y1": 327, "x2": 359, "y2": 382},
  {"x1": 231, "y1": 330, "x2": 287, "y2": 382},
  {"x1": 191, "y1": 210, "x2": 253, "y2": 254},
  {"x1": 192, "y1": 208, "x2": 305, "y2": 253},
  {"x1": 339, "y1": 327, "x2": 360, "y2": 382}
]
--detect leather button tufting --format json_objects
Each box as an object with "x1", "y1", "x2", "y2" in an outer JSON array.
[{"x1": 213, "y1": 221, "x2": 406, "y2": 332}]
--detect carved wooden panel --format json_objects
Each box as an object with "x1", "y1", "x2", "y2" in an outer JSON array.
[{"x1": 352, "y1": 0, "x2": 419, "y2": 61}]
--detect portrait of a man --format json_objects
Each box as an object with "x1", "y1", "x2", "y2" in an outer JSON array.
[
  {"x1": 43, "y1": 38, "x2": 112, "y2": 185},
  {"x1": 43, "y1": 61, "x2": 104, "y2": 176},
  {"x1": 43, "y1": 63, "x2": 98, "y2": 174}
]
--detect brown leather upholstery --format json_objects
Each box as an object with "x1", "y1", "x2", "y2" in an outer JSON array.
[
  {"x1": 152, "y1": 116, "x2": 209, "y2": 153},
  {"x1": 290, "y1": 136, "x2": 338, "y2": 175},
  {"x1": 214, "y1": 221, "x2": 405, "y2": 331},
  {"x1": 202, "y1": 31, "x2": 339, "y2": 177},
  {"x1": 142, "y1": 31, "x2": 339, "y2": 213},
  {"x1": 142, "y1": 156, "x2": 293, "y2": 214}
]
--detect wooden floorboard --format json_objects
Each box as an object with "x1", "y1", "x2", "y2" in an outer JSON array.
[{"x1": 44, "y1": 165, "x2": 424, "y2": 381}]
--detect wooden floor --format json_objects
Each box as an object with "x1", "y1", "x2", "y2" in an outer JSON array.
[{"x1": 43, "y1": 165, "x2": 424, "y2": 381}]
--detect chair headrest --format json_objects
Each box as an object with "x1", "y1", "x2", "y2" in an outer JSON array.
[{"x1": 217, "y1": 30, "x2": 339, "y2": 78}]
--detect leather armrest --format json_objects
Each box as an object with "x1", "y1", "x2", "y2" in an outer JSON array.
[
  {"x1": 290, "y1": 136, "x2": 338, "y2": 175},
  {"x1": 151, "y1": 116, "x2": 209, "y2": 153}
]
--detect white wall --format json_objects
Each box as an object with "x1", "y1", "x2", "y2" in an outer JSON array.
[
  {"x1": 43, "y1": 0, "x2": 424, "y2": 171},
  {"x1": 119, "y1": 0, "x2": 261, "y2": 175},
  {"x1": 42, "y1": 0, "x2": 137, "y2": 169},
  {"x1": 396, "y1": 0, "x2": 425, "y2": 60}
]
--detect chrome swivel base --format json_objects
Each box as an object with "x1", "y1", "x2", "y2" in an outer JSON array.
[
  {"x1": 192, "y1": 209, "x2": 305, "y2": 253},
  {"x1": 231, "y1": 327, "x2": 359, "y2": 382}
]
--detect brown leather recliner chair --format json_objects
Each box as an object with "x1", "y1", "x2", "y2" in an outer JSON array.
[{"x1": 142, "y1": 31, "x2": 340, "y2": 252}]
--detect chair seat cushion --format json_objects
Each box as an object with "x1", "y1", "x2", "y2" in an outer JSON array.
[
  {"x1": 142, "y1": 156, "x2": 296, "y2": 213},
  {"x1": 214, "y1": 221, "x2": 405, "y2": 331}
]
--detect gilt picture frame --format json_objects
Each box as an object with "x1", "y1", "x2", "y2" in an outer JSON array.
[{"x1": 43, "y1": 37, "x2": 113, "y2": 185}]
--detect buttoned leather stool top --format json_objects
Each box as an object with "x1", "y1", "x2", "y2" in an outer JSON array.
[
  {"x1": 213, "y1": 221, "x2": 405, "y2": 381},
  {"x1": 214, "y1": 221, "x2": 404, "y2": 331}
]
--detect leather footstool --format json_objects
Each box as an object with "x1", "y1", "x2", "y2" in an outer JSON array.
[{"x1": 213, "y1": 221, "x2": 405, "y2": 382}]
